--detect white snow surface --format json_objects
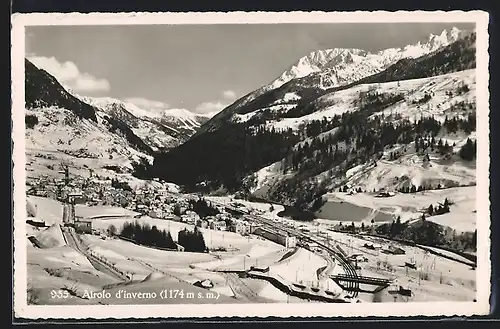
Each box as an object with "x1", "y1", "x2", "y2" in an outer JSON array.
[
  {"x1": 319, "y1": 186, "x2": 476, "y2": 232},
  {"x1": 25, "y1": 107, "x2": 153, "y2": 168},
  {"x1": 269, "y1": 27, "x2": 467, "y2": 91},
  {"x1": 264, "y1": 69, "x2": 475, "y2": 131},
  {"x1": 233, "y1": 27, "x2": 469, "y2": 112}
]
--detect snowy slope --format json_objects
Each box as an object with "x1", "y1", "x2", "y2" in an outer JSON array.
[
  {"x1": 24, "y1": 59, "x2": 160, "y2": 176},
  {"x1": 258, "y1": 69, "x2": 476, "y2": 131},
  {"x1": 25, "y1": 106, "x2": 153, "y2": 167},
  {"x1": 244, "y1": 67, "x2": 477, "y2": 232},
  {"x1": 233, "y1": 27, "x2": 469, "y2": 110},
  {"x1": 73, "y1": 95, "x2": 210, "y2": 151}
]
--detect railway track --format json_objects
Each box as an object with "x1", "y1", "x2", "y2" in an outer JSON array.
[
  {"x1": 242, "y1": 212, "x2": 360, "y2": 297},
  {"x1": 168, "y1": 195, "x2": 361, "y2": 298}
]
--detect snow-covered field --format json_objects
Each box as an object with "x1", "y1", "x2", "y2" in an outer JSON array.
[
  {"x1": 417, "y1": 245, "x2": 475, "y2": 266},
  {"x1": 193, "y1": 241, "x2": 287, "y2": 272},
  {"x1": 25, "y1": 107, "x2": 152, "y2": 170},
  {"x1": 25, "y1": 194, "x2": 477, "y2": 305},
  {"x1": 262, "y1": 69, "x2": 475, "y2": 131},
  {"x1": 318, "y1": 186, "x2": 476, "y2": 232},
  {"x1": 269, "y1": 247, "x2": 326, "y2": 286},
  {"x1": 257, "y1": 281, "x2": 306, "y2": 303},
  {"x1": 27, "y1": 239, "x2": 239, "y2": 305},
  {"x1": 25, "y1": 147, "x2": 139, "y2": 183},
  {"x1": 27, "y1": 196, "x2": 64, "y2": 225},
  {"x1": 343, "y1": 152, "x2": 476, "y2": 194},
  {"x1": 91, "y1": 215, "x2": 256, "y2": 252},
  {"x1": 82, "y1": 234, "x2": 215, "y2": 280},
  {"x1": 74, "y1": 205, "x2": 138, "y2": 218}
]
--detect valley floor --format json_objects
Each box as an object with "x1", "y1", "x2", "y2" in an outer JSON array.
[
  {"x1": 25, "y1": 192, "x2": 477, "y2": 305},
  {"x1": 318, "y1": 185, "x2": 476, "y2": 233}
]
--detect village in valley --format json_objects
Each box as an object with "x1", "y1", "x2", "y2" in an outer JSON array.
[
  {"x1": 26, "y1": 163, "x2": 257, "y2": 239},
  {"x1": 25, "y1": 157, "x2": 477, "y2": 305},
  {"x1": 21, "y1": 21, "x2": 482, "y2": 308}
]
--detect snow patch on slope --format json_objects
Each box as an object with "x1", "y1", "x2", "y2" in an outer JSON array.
[
  {"x1": 263, "y1": 69, "x2": 475, "y2": 131},
  {"x1": 25, "y1": 107, "x2": 152, "y2": 168}
]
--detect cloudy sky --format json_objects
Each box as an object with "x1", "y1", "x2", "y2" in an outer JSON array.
[{"x1": 26, "y1": 22, "x2": 474, "y2": 115}]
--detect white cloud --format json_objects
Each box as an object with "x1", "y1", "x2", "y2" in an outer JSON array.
[
  {"x1": 73, "y1": 73, "x2": 111, "y2": 93},
  {"x1": 195, "y1": 101, "x2": 228, "y2": 114},
  {"x1": 124, "y1": 97, "x2": 169, "y2": 110},
  {"x1": 222, "y1": 89, "x2": 237, "y2": 100},
  {"x1": 193, "y1": 90, "x2": 238, "y2": 115},
  {"x1": 27, "y1": 55, "x2": 110, "y2": 93}
]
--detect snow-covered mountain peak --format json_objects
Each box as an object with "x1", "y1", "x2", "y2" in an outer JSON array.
[
  {"x1": 427, "y1": 28, "x2": 462, "y2": 51},
  {"x1": 70, "y1": 93, "x2": 208, "y2": 122},
  {"x1": 48, "y1": 85, "x2": 210, "y2": 151},
  {"x1": 162, "y1": 108, "x2": 200, "y2": 120},
  {"x1": 264, "y1": 27, "x2": 467, "y2": 93},
  {"x1": 263, "y1": 49, "x2": 344, "y2": 92}
]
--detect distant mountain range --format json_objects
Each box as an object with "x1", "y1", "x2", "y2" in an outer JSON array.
[
  {"x1": 228, "y1": 27, "x2": 470, "y2": 113},
  {"x1": 71, "y1": 94, "x2": 212, "y2": 149},
  {"x1": 196, "y1": 27, "x2": 474, "y2": 136},
  {"x1": 152, "y1": 27, "x2": 477, "y2": 210},
  {"x1": 24, "y1": 59, "x2": 210, "y2": 161}
]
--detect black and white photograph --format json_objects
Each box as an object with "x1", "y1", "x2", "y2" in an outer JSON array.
[{"x1": 12, "y1": 11, "x2": 490, "y2": 319}]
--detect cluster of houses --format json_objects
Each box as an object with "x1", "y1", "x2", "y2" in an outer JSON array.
[
  {"x1": 123, "y1": 188, "x2": 253, "y2": 236},
  {"x1": 189, "y1": 210, "x2": 254, "y2": 236},
  {"x1": 129, "y1": 186, "x2": 177, "y2": 219},
  {"x1": 28, "y1": 169, "x2": 301, "y2": 246},
  {"x1": 26, "y1": 173, "x2": 134, "y2": 208}
]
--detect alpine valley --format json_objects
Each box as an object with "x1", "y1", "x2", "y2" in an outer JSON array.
[
  {"x1": 24, "y1": 27, "x2": 478, "y2": 230},
  {"x1": 23, "y1": 25, "x2": 481, "y2": 307}
]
